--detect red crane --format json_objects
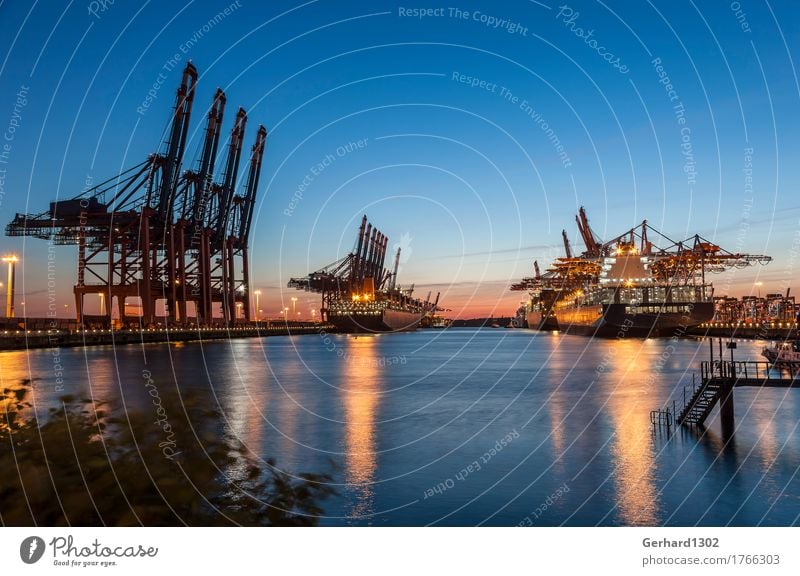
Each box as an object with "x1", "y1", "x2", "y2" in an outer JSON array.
[{"x1": 5, "y1": 63, "x2": 268, "y2": 328}]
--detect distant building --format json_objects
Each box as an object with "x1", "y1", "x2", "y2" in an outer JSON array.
[{"x1": 712, "y1": 293, "x2": 797, "y2": 325}]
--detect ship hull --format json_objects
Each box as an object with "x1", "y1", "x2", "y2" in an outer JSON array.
[
  {"x1": 329, "y1": 308, "x2": 424, "y2": 333},
  {"x1": 761, "y1": 347, "x2": 800, "y2": 366},
  {"x1": 533, "y1": 302, "x2": 714, "y2": 337},
  {"x1": 526, "y1": 310, "x2": 559, "y2": 331}
]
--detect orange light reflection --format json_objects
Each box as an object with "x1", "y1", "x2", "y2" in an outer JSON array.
[
  {"x1": 341, "y1": 336, "x2": 382, "y2": 520},
  {"x1": 604, "y1": 339, "x2": 660, "y2": 525}
]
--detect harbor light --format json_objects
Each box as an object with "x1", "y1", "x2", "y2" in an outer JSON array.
[{"x1": 2, "y1": 254, "x2": 18, "y2": 318}]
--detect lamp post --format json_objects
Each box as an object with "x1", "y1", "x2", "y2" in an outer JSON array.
[
  {"x1": 2, "y1": 255, "x2": 18, "y2": 318},
  {"x1": 291, "y1": 296, "x2": 297, "y2": 316},
  {"x1": 254, "y1": 289, "x2": 261, "y2": 321},
  {"x1": 755, "y1": 281, "x2": 763, "y2": 299}
]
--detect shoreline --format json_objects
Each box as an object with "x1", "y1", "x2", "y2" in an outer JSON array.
[
  {"x1": 686, "y1": 324, "x2": 798, "y2": 340},
  {"x1": 2, "y1": 322, "x2": 797, "y2": 352},
  {"x1": 0, "y1": 323, "x2": 334, "y2": 352}
]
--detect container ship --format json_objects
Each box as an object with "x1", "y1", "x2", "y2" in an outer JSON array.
[
  {"x1": 289, "y1": 215, "x2": 439, "y2": 333},
  {"x1": 512, "y1": 208, "x2": 772, "y2": 337}
]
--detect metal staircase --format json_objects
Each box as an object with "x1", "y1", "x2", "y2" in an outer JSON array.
[
  {"x1": 677, "y1": 378, "x2": 722, "y2": 425},
  {"x1": 677, "y1": 360, "x2": 741, "y2": 426},
  {"x1": 669, "y1": 339, "x2": 800, "y2": 430}
]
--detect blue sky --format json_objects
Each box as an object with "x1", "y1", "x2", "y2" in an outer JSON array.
[{"x1": 1, "y1": 0, "x2": 798, "y2": 318}]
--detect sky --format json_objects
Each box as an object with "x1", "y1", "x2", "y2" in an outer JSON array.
[{"x1": 0, "y1": 0, "x2": 799, "y2": 319}]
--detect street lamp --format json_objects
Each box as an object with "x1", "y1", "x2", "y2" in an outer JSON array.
[
  {"x1": 755, "y1": 281, "x2": 763, "y2": 299},
  {"x1": 311, "y1": 309, "x2": 316, "y2": 323},
  {"x1": 236, "y1": 302, "x2": 243, "y2": 320},
  {"x1": 254, "y1": 289, "x2": 261, "y2": 321},
  {"x1": 291, "y1": 296, "x2": 298, "y2": 316},
  {"x1": 99, "y1": 292, "x2": 106, "y2": 316},
  {"x1": 2, "y1": 254, "x2": 18, "y2": 318}
]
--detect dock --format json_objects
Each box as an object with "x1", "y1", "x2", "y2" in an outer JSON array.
[
  {"x1": 0, "y1": 323, "x2": 333, "y2": 351},
  {"x1": 676, "y1": 339, "x2": 800, "y2": 431},
  {"x1": 687, "y1": 322, "x2": 798, "y2": 340}
]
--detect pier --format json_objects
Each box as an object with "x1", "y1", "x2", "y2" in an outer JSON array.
[
  {"x1": 677, "y1": 340, "x2": 800, "y2": 432},
  {"x1": 0, "y1": 322, "x2": 332, "y2": 351},
  {"x1": 688, "y1": 321, "x2": 798, "y2": 340}
]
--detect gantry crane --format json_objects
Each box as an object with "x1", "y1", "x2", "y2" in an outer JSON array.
[
  {"x1": 5, "y1": 62, "x2": 267, "y2": 326},
  {"x1": 512, "y1": 208, "x2": 772, "y2": 294},
  {"x1": 288, "y1": 215, "x2": 431, "y2": 321}
]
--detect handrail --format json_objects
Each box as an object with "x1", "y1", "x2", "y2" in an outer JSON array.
[{"x1": 699, "y1": 360, "x2": 795, "y2": 382}]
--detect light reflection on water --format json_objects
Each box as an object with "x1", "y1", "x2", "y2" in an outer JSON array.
[
  {"x1": 341, "y1": 336, "x2": 381, "y2": 521},
  {"x1": 2, "y1": 330, "x2": 799, "y2": 526},
  {"x1": 604, "y1": 339, "x2": 660, "y2": 526}
]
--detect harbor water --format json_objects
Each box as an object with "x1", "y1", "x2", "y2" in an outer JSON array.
[{"x1": 2, "y1": 328, "x2": 799, "y2": 526}]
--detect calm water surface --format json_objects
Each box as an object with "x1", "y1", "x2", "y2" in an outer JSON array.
[{"x1": 3, "y1": 328, "x2": 799, "y2": 526}]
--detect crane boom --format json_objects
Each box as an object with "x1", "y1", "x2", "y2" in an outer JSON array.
[{"x1": 158, "y1": 62, "x2": 198, "y2": 217}]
